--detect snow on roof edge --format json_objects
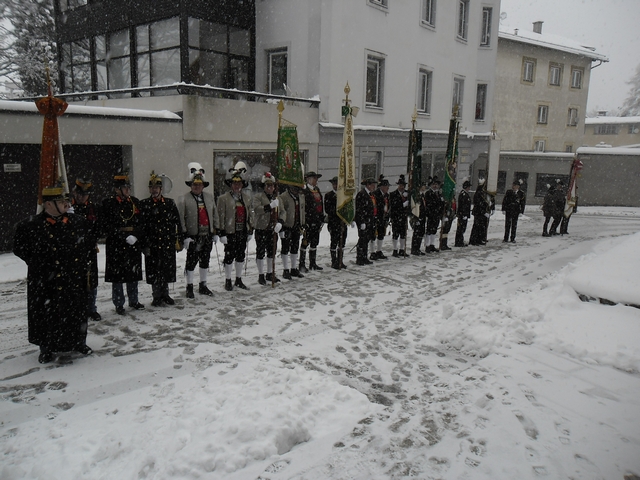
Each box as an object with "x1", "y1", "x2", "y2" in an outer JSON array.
[{"x1": 585, "y1": 116, "x2": 640, "y2": 125}]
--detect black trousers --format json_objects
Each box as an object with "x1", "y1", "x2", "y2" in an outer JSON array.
[
  {"x1": 223, "y1": 233, "x2": 247, "y2": 264},
  {"x1": 281, "y1": 227, "x2": 301, "y2": 255},
  {"x1": 303, "y1": 223, "x2": 322, "y2": 249},
  {"x1": 328, "y1": 223, "x2": 347, "y2": 250},
  {"x1": 411, "y1": 218, "x2": 426, "y2": 251},
  {"x1": 391, "y1": 219, "x2": 407, "y2": 240},
  {"x1": 504, "y1": 213, "x2": 519, "y2": 241},
  {"x1": 255, "y1": 229, "x2": 277, "y2": 259},
  {"x1": 185, "y1": 235, "x2": 213, "y2": 271},
  {"x1": 455, "y1": 217, "x2": 468, "y2": 246},
  {"x1": 469, "y1": 215, "x2": 488, "y2": 245}
]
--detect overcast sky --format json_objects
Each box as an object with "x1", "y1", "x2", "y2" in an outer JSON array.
[{"x1": 499, "y1": 0, "x2": 640, "y2": 115}]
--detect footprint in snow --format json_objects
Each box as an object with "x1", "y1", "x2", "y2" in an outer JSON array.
[{"x1": 513, "y1": 410, "x2": 539, "y2": 440}]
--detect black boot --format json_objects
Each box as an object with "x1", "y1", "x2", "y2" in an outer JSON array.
[
  {"x1": 291, "y1": 268, "x2": 305, "y2": 278},
  {"x1": 266, "y1": 272, "x2": 281, "y2": 283},
  {"x1": 258, "y1": 274, "x2": 266, "y2": 285},
  {"x1": 330, "y1": 250, "x2": 339, "y2": 269},
  {"x1": 298, "y1": 249, "x2": 309, "y2": 273},
  {"x1": 309, "y1": 250, "x2": 323, "y2": 270},
  {"x1": 186, "y1": 283, "x2": 194, "y2": 299},
  {"x1": 199, "y1": 282, "x2": 213, "y2": 296},
  {"x1": 399, "y1": 249, "x2": 406, "y2": 257},
  {"x1": 376, "y1": 251, "x2": 388, "y2": 259},
  {"x1": 283, "y1": 269, "x2": 292, "y2": 280},
  {"x1": 235, "y1": 277, "x2": 249, "y2": 290},
  {"x1": 392, "y1": 250, "x2": 399, "y2": 257},
  {"x1": 440, "y1": 238, "x2": 452, "y2": 251},
  {"x1": 369, "y1": 252, "x2": 379, "y2": 261},
  {"x1": 225, "y1": 279, "x2": 233, "y2": 291}
]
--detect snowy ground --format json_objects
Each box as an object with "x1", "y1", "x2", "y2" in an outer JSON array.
[{"x1": 1, "y1": 207, "x2": 639, "y2": 480}]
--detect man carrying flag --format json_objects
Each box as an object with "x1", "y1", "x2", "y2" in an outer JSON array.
[
  {"x1": 407, "y1": 109, "x2": 424, "y2": 256},
  {"x1": 440, "y1": 107, "x2": 459, "y2": 251},
  {"x1": 561, "y1": 156, "x2": 583, "y2": 235}
]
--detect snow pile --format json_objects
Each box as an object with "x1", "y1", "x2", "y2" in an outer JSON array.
[{"x1": 1, "y1": 361, "x2": 376, "y2": 480}]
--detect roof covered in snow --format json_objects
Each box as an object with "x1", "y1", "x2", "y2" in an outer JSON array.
[
  {"x1": 498, "y1": 25, "x2": 609, "y2": 62},
  {"x1": 0, "y1": 99, "x2": 182, "y2": 121},
  {"x1": 585, "y1": 116, "x2": 640, "y2": 125}
]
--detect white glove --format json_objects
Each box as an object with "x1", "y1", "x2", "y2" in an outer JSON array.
[
  {"x1": 360, "y1": 223, "x2": 366, "y2": 230},
  {"x1": 274, "y1": 223, "x2": 282, "y2": 233},
  {"x1": 350, "y1": 221, "x2": 357, "y2": 228},
  {"x1": 247, "y1": 233, "x2": 254, "y2": 242},
  {"x1": 403, "y1": 201, "x2": 409, "y2": 208},
  {"x1": 444, "y1": 217, "x2": 449, "y2": 222},
  {"x1": 484, "y1": 213, "x2": 490, "y2": 218},
  {"x1": 402, "y1": 192, "x2": 408, "y2": 198},
  {"x1": 67, "y1": 206, "x2": 75, "y2": 214},
  {"x1": 212, "y1": 235, "x2": 219, "y2": 244},
  {"x1": 279, "y1": 231, "x2": 286, "y2": 239},
  {"x1": 183, "y1": 237, "x2": 193, "y2": 249},
  {"x1": 220, "y1": 236, "x2": 228, "y2": 244},
  {"x1": 269, "y1": 199, "x2": 279, "y2": 209},
  {"x1": 125, "y1": 235, "x2": 137, "y2": 245},
  {"x1": 463, "y1": 216, "x2": 467, "y2": 220}
]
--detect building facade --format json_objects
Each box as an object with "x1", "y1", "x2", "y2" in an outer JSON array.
[{"x1": 584, "y1": 115, "x2": 640, "y2": 147}]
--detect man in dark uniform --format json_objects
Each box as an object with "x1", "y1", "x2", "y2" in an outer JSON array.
[
  {"x1": 410, "y1": 182, "x2": 427, "y2": 256},
  {"x1": 101, "y1": 173, "x2": 145, "y2": 315},
  {"x1": 541, "y1": 184, "x2": 556, "y2": 237},
  {"x1": 139, "y1": 172, "x2": 182, "y2": 306},
  {"x1": 549, "y1": 180, "x2": 566, "y2": 236},
  {"x1": 71, "y1": 178, "x2": 101, "y2": 320},
  {"x1": 217, "y1": 164, "x2": 254, "y2": 291},
  {"x1": 14, "y1": 183, "x2": 94, "y2": 363},
  {"x1": 324, "y1": 176, "x2": 348, "y2": 269},
  {"x1": 469, "y1": 179, "x2": 490, "y2": 246},
  {"x1": 354, "y1": 177, "x2": 377, "y2": 265},
  {"x1": 454, "y1": 180, "x2": 471, "y2": 247},
  {"x1": 177, "y1": 164, "x2": 218, "y2": 298},
  {"x1": 278, "y1": 184, "x2": 306, "y2": 279},
  {"x1": 252, "y1": 172, "x2": 283, "y2": 284},
  {"x1": 389, "y1": 175, "x2": 410, "y2": 257},
  {"x1": 301, "y1": 171, "x2": 324, "y2": 271},
  {"x1": 424, "y1": 177, "x2": 445, "y2": 253},
  {"x1": 502, "y1": 180, "x2": 526, "y2": 243},
  {"x1": 372, "y1": 174, "x2": 391, "y2": 260}
]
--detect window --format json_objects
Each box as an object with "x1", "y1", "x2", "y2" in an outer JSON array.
[
  {"x1": 628, "y1": 124, "x2": 638, "y2": 134},
  {"x1": 594, "y1": 125, "x2": 619, "y2": 135},
  {"x1": 360, "y1": 152, "x2": 381, "y2": 184},
  {"x1": 457, "y1": 0, "x2": 469, "y2": 40},
  {"x1": 137, "y1": 18, "x2": 180, "y2": 89},
  {"x1": 549, "y1": 63, "x2": 562, "y2": 86},
  {"x1": 535, "y1": 173, "x2": 569, "y2": 197},
  {"x1": 475, "y1": 83, "x2": 487, "y2": 121},
  {"x1": 422, "y1": 0, "x2": 436, "y2": 27},
  {"x1": 478, "y1": 169, "x2": 507, "y2": 194},
  {"x1": 522, "y1": 58, "x2": 536, "y2": 83},
  {"x1": 267, "y1": 48, "x2": 288, "y2": 95},
  {"x1": 537, "y1": 105, "x2": 549, "y2": 124},
  {"x1": 417, "y1": 68, "x2": 432, "y2": 114},
  {"x1": 452, "y1": 77, "x2": 464, "y2": 117},
  {"x1": 368, "y1": 0, "x2": 388, "y2": 8},
  {"x1": 567, "y1": 108, "x2": 579, "y2": 127},
  {"x1": 366, "y1": 54, "x2": 385, "y2": 109},
  {"x1": 96, "y1": 29, "x2": 131, "y2": 92},
  {"x1": 534, "y1": 139, "x2": 546, "y2": 152},
  {"x1": 61, "y1": 39, "x2": 92, "y2": 93},
  {"x1": 480, "y1": 7, "x2": 492, "y2": 46},
  {"x1": 565, "y1": 144, "x2": 573, "y2": 153},
  {"x1": 59, "y1": 0, "x2": 87, "y2": 12},
  {"x1": 571, "y1": 68, "x2": 583, "y2": 89}
]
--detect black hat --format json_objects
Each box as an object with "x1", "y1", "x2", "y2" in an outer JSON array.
[
  {"x1": 74, "y1": 178, "x2": 93, "y2": 194},
  {"x1": 113, "y1": 172, "x2": 131, "y2": 188},
  {"x1": 378, "y1": 174, "x2": 390, "y2": 186},
  {"x1": 429, "y1": 176, "x2": 441, "y2": 186},
  {"x1": 361, "y1": 177, "x2": 378, "y2": 186},
  {"x1": 42, "y1": 182, "x2": 69, "y2": 202},
  {"x1": 330, "y1": 176, "x2": 338, "y2": 184},
  {"x1": 462, "y1": 180, "x2": 471, "y2": 189},
  {"x1": 305, "y1": 171, "x2": 322, "y2": 179},
  {"x1": 396, "y1": 175, "x2": 407, "y2": 185},
  {"x1": 513, "y1": 179, "x2": 522, "y2": 186},
  {"x1": 149, "y1": 171, "x2": 163, "y2": 187}
]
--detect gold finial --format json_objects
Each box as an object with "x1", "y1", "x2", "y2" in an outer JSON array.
[
  {"x1": 277, "y1": 100, "x2": 284, "y2": 115},
  {"x1": 344, "y1": 82, "x2": 350, "y2": 96},
  {"x1": 453, "y1": 104, "x2": 459, "y2": 117},
  {"x1": 412, "y1": 106, "x2": 418, "y2": 124}
]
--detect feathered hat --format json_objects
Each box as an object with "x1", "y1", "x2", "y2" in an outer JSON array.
[
  {"x1": 225, "y1": 161, "x2": 249, "y2": 187},
  {"x1": 185, "y1": 162, "x2": 209, "y2": 187}
]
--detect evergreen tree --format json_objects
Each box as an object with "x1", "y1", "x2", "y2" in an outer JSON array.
[
  {"x1": 0, "y1": 0, "x2": 57, "y2": 98},
  {"x1": 620, "y1": 63, "x2": 640, "y2": 117}
]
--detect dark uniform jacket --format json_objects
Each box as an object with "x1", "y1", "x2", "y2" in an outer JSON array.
[
  {"x1": 373, "y1": 188, "x2": 390, "y2": 231},
  {"x1": 355, "y1": 188, "x2": 376, "y2": 233},
  {"x1": 72, "y1": 198, "x2": 101, "y2": 289},
  {"x1": 424, "y1": 188, "x2": 445, "y2": 220},
  {"x1": 457, "y1": 189, "x2": 471, "y2": 219},
  {"x1": 13, "y1": 212, "x2": 94, "y2": 351},
  {"x1": 324, "y1": 190, "x2": 341, "y2": 229},
  {"x1": 303, "y1": 186, "x2": 324, "y2": 228},
  {"x1": 502, "y1": 189, "x2": 526, "y2": 216},
  {"x1": 101, "y1": 195, "x2": 144, "y2": 283},
  {"x1": 542, "y1": 188, "x2": 558, "y2": 217},
  {"x1": 389, "y1": 189, "x2": 410, "y2": 228},
  {"x1": 139, "y1": 196, "x2": 181, "y2": 285},
  {"x1": 472, "y1": 189, "x2": 490, "y2": 217}
]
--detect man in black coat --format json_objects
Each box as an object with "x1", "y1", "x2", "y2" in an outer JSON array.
[
  {"x1": 455, "y1": 180, "x2": 472, "y2": 247},
  {"x1": 301, "y1": 171, "x2": 325, "y2": 271},
  {"x1": 371, "y1": 175, "x2": 391, "y2": 260},
  {"x1": 410, "y1": 182, "x2": 428, "y2": 256},
  {"x1": 469, "y1": 179, "x2": 491, "y2": 246},
  {"x1": 424, "y1": 177, "x2": 445, "y2": 253},
  {"x1": 13, "y1": 184, "x2": 94, "y2": 363},
  {"x1": 101, "y1": 173, "x2": 145, "y2": 315},
  {"x1": 324, "y1": 176, "x2": 348, "y2": 269},
  {"x1": 139, "y1": 172, "x2": 182, "y2": 307},
  {"x1": 71, "y1": 178, "x2": 102, "y2": 320},
  {"x1": 501, "y1": 180, "x2": 526, "y2": 243},
  {"x1": 549, "y1": 181, "x2": 566, "y2": 236},
  {"x1": 541, "y1": 184, "x2": 556, "y2": 237},
  {"x1": 389, "y1": 175, "x2": 410, "y2": 256},
  {"x1": 354, "y1": 177, "x2": 377, "y2": 265}
]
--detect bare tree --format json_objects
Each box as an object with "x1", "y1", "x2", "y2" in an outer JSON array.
[
  {"x1": 0, "y1": 0, "x2": 57, "y2": 98},
  {"x1": 620, "y1": 63, "x2": 640, "y2": 117}
]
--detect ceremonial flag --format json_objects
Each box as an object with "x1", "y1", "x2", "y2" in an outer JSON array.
[
  {"x1": 276, "y1": 101, "x2": 304, "y2": 187},
  {"x1": 35, "y1": 72, "x2": 69, "y2": 213},
  {"x1": 337, "y1": 105, "x2": 356, "y2": 224},
  {"x1": 564, "y1": 156, "x2": 583, "y2": 218},
  {"x1": 407, "y1": 124, "x2": 422, "y2": 218},
  {"x1": 442, "y1": 112, "x2": 459, "y2": 205},
  {"x1": 486, "y1": 127, "x2": 501, "y2": 196}
]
